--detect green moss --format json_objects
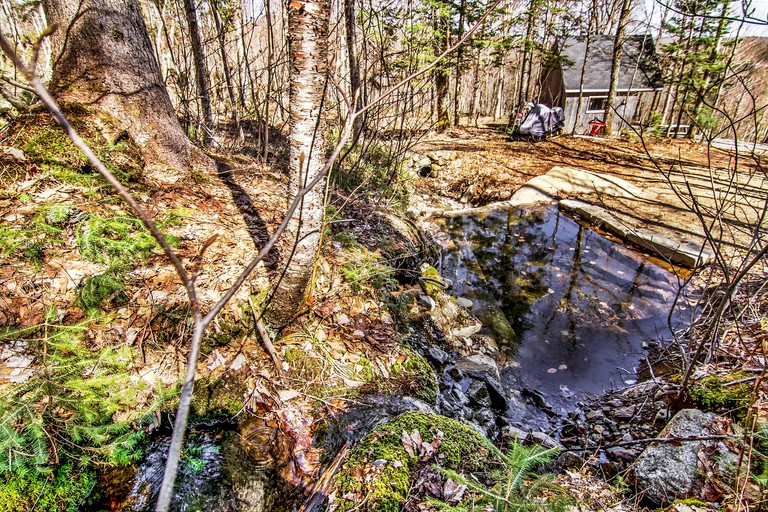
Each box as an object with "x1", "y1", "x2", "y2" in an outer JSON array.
[
  {"x1": 688, "y1": 371, "x2": 752, "y2": 417},
  {"x1": 665, "y1": 498, "x2": 709, "y2": 510},
  {"x1": 0, "y1": 462, "x2": 96, "y2": 512},
  {"x1": 191, "y1": 376, "x2": 246, "y2": 421},
  {"x1": 392, "y1": 350, "x2": 438, "y2": 406},
  {"x1": 17, "y1": 110, "x2": 142, "y2": 189},
  {"x1": 420, "y1": 264, "x2": 445, "y2": 298},
  {"x1": 333, "y1": 412, "x2": 500, "y2": 512}
]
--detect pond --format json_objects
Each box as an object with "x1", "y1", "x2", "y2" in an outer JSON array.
[{"x1": 435, "y1": 205, "x2": 690, "y2": 423}]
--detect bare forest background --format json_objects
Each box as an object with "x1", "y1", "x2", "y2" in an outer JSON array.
[{"x1": 1, "y1": 0, "x2": 766, "y2": 154}]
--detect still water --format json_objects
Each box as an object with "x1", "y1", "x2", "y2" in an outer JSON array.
[{"x1": 436, "y1": 205, "x2": 688, "y2": 416}]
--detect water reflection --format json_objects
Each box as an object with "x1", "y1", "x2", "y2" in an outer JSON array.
[{"x1": 437, "y1": 206, "x2": 684, "y2": 415}]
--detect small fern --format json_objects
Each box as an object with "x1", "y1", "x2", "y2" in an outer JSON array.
[{"x1": 439, "y1": 442, "x2": 571, "y2": 512}]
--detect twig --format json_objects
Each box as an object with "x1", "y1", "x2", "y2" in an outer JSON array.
[
  {"x1": 563, "y1": 434, "x2": 732, "y2": 453},
  {"x1": 249, "y1": 296, "x2": 286, "y2": 384}
]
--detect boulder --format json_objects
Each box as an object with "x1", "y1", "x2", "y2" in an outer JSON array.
[{"x1": 632, "y1": 409, "x2": 716, "y2": 506}]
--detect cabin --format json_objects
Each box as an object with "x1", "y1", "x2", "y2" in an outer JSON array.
[{"x1": 539, "y1": 34, "x2": 664, "y2": 135}]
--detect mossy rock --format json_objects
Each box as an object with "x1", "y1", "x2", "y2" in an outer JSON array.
[
  {"x1": 332, "y1": 411, "x2": 501, "y2": 512},
  {"x1": 688, "y1": 371, "x2": 752, "y2": 418}
]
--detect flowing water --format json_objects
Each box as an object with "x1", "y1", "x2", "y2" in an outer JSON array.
[
  {"x1": 435, "y1": 205, "x2": 688, "y2": 420},
  {"x1": 91, "y1": 424, "x2": 293, "y2": 512}
]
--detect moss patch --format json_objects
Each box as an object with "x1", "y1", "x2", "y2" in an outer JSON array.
[
  {"x1": 391, "y1": 350, "x2": 439, "y2": 406},
  {"x1": 333, "y1": 411, "x2": 500, "y2": 512},
  {"x1": 688, "y1": 371, "x2": 752, "y2": 418},
  {"x1": 0, "y1": 462, "x2": 96, "y2": 512}
]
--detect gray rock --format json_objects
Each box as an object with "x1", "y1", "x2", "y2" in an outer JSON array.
[
  {"x1": 607, "y1": 447, "x2": 638, "y2": 463},
  {"x1": 526, "y1": 431, "x2": 562, "y2": 450},
  {"x1": 451, "y1": 387, "x2": 469, "y2": 405},
  {"x1": 419, "y1": 295, "x2": 436, "y2": 311},
  {"x1": 466, "y1": 380, "x2": 492, "y2": 408},
  {"x1": 633, "y1": 409, "x2": 717, "y2": 506},
  {"x1": 586, "y1": 409, "x2": 605, "y2": 420},
  {"x1": 427, "y1": 347, "x2": 449, "y2": 365},
  {"x1": 456, "y1": 297, "x2": 474, "y2": 309},
  {"x1": 455, "y1": 354, "x2": 500, "y2": 381},
  {"x1": 613, "y1": 406, "x2": 636, "y2": 420},
  {"x1": 451, "y1": 324, "x2": 482, "y2": 338}
]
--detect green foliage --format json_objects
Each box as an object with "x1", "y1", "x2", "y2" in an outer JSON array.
[
  {"x1": 77, "y1": 266, "x2": 128, "y2": 314},
  {"x1": 0, "y1": 207, "x2": 67, "y2": 265},
  {"x1": 341, "y1": 250, "x2": 398, "y2": 293},
  {"x1": 0, "y1": 317, "x2": 177, "y2": 506},
  {"x1": 334, "y1": 142, "x2": 410, "y2": 209},
  {"x1": 0, "y1": 462, "x2": 96, "y2": 512},
  {"x1": 391, "y1": 350, "x2": 439, "y2": 406},
  {"x1": 440, "y1": 441, "x2": 571, "y2": 512},
  {"x1": 76, "y1": 213, "x2": 177, "y2": 264}
]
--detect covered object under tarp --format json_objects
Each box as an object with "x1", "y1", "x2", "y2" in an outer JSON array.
[{"x1": 517, "y1": 103, "x2": 565, "y2": 137}]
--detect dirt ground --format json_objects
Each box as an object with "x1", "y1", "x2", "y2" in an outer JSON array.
[{"x1": 410, "y1": 127, "x2": 767, "y2": 264}]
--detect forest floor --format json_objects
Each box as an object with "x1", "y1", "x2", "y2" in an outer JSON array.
[{"x1": 1, "y1": 118, "x2": 767, "y2": 510}]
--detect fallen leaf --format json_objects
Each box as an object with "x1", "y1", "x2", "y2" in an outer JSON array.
[{"x1": 277, "y1": 389, "x2": 302, "y2": 402}]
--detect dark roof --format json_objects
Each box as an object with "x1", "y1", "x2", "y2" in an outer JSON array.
[{"x1": 560, "y1": 35, "x2": 663, "y2": 93}]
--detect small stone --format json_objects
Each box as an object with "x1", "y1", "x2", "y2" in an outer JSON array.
[
  {"x1": 427, "y1": 347, "x2": 449, "y2": 365},
  {"x1": 526, "y1": 431, "x2": 562, "y2": 450},
  {"x1": 352, "y1": 330, "x2": 366, "y2": 338},
  {"x1": 451, "y1": 324, "x2": 482, "y2": 338},
  {"x1": 419, "y1": 295, "x2": 436, "y2": 311},
  {"x1": 613, "y1": 406, "x2": 636, "y2": 420},
  {"x1": 608, "y1": 399, "x2": 624, "y2": 408},
  {"x1": 593, "y1": 424, "x2": 605, "y2": 435},
  {"x1": 451, "y1": 387, "x2": 469, "y2": 405},
  {"x1": 607, "y1": 447, "x2": 638, "y2": 463},
  {"x1": 622, "y1": 433, "x2": 634, "y2": 443},
  {"x1": 586, "y1": 410, "x2": 605, "y2": 420},
  {"x1": 456, "y1": 297, "x2": 474, "y2": 309},
  {"x1": 466, "y1": 380, "x2": 491, "y2": 408}
]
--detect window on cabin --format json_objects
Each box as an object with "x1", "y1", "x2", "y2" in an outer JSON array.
[{"x1": 587, "y1": 97, "x2": 607, "y2": 113}]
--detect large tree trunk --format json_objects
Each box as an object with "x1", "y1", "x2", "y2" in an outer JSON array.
[
  {"x1": 270, "y1": 0, "x2": 330, "y2": 323},
  {"x1": 603, "y1": 0, "x2": 632, "y2": 135},
  {"x1": 42, "y1": 0, "x2": 195, "y2": 179}
]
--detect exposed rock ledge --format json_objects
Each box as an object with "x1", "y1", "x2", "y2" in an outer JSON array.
[{"x1": 559, "y1": 199, "x2": 715, "y2": 268}]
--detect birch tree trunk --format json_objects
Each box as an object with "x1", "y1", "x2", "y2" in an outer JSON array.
[
  {"x1": 42, "y1": 0, "x2": 195, "y2": 178},
  {"x1": 270, "y1": 0, "x2": 330, "y2": 322}
]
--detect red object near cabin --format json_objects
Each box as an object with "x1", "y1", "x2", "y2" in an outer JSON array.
[{"x1": 588, "y1": 119, "x2": 606, "y2": 136}]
